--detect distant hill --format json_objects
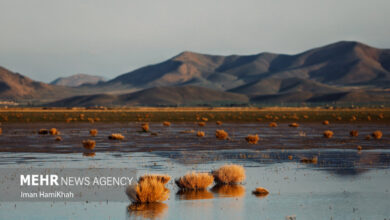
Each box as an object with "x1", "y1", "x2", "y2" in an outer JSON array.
[
  {"x1": 46, "y1": 85, "x2": 249, "y2": 107},
  {"x1": 1, "y1": 41, "x2": 390, "y2": 105},
  {"x1": 107, "y1": 41, "x2": 390, "y2": 92},
  {"x1": 50, "y1": 74, "x2": 105, "y2": 87}
]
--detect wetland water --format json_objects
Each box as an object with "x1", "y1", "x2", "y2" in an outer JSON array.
[{"x1": 0, "y1": 122, "x2": 389, "y2": 219}]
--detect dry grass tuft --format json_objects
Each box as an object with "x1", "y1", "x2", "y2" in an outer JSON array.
[
  {"x1": 201, "y1": 117, "x2": 208, "y2": 122},
  {"x1": 108, "y1": 133, "x2": 124, "y2": 140},
  {"x1": 350, "y1": 130, "x2": 358, "y2": 137},
  {"x1": 198, "y1": 122, "x2": 206, "y2": 127},
  {"x1": 215, "y1": 129, "x2": 229, "y2": 140},
  {"x1": 357, "y1": 145, "x2": 362, "y2": 151},
  {"x1": 49, "y1": 128, "x2": 59, "y2": 135},
  {"x1": 38, "y1": 129, "x2": 49, "y2": 135},
  {"x1": 180, "y1": 129, "x2": 195, "y2": 134},
  {"x1": 289, "y1": 123, "x2": 299, "y2": 128},
  {"x1": 126, "y1": 178, "x2": 170, "y2": 203},
  {"x1": 288, "y1": 155, "x2": 293, "y2": 160},
  {"x1": 82, "y1": 140, "x2": 96, "y2": 150},
  {"x1": 300, "y1": 156, "x2": 318, "y2": 164},
  {"x1": 269, "y1": 122, "x2": 278, "y2": 127},
  {"x1": 212, "y1": 164, "x2": 246, "y2": 184},
  {"x1": 142, "y1": 123, "x2": 149, "y2": 132},
  {"x1": 372, "y1": 130, "x2": 382, "y2": 139},
  {"x1": 90, "y1": 129, "x2": 98, "y2": 137},
  {"x1": 55, "y1": 136, "x2": 62, "y2": 141},
  {"x1": 245, "y1": 134, "x2": 259, "y2": 144},
  {"x1": 163, "y1": 121, "x2": 171, "y2": 127},
  {"x1": 138, "y1": 174, "x2": 171, "y2": 185},
  {"x1": 216, "y1": 121, "x2": 223, "y2": 125},
  {"x1": 252, "y1": 187, "x2": 269, "y2": 196},
  {"x1": 0, "y1": 127, "x2": 2, "y2": 135},
  {"x1": 175, "y1": 172, "x2": 214, "y2": 190},
  {"x1": 365, "y1": 135, "x2": 372, "y2": 140},
  {"x1": 323, "y1": 130, "x2": 334, "y2": 138},
  {"x1": 322, "y1": 120, "x2": 330, "y2": 125},
  {"x1": 196, "y1": 131, "x2": 205, "y2": 137}
]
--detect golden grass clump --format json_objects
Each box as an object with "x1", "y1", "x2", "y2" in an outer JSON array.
[
  {"x1": 126, "y1": 178, "x2": 170, "y2": 204},
  {"x1": 108, "y1": 133, "x2": 124, "y2": 140},
  {"x1": 323, "y1": 130, "x2": 334, "y2": 138},
  {"x1": 300, "y1": 156, "x2": 318, "y2": 164},
  {"x1": 252, "y1": 187, "x2": 269, "y2": 196},
  {"x1": 269, "y1": 122, "x2": 278, "y2": 127},
  {"x1": 245, "y1": 134, "x2": 259, "y2": 144},
  {"x1": 350, "y1": 130, "x2": 358, "y2": 137},
  {"x1": 201, "y1": 117, "x2": 208, "y2": 122},
  {"x1": 0, "y1": 127, "x2": 2, "y2": 135},
  {"x1": 288, "y1": 155, "x2": 293, "y2": 160},
  {"x1": 216, "y1": 121, "x2": 223, "y2": 125},
  {"x1": 215, "y1": 129, "x2": 229, "y2": 140},
  {"x1": 180, "y1": 129, "x2": 195, "y2": 134},
  {"x1": 212, "y1": 164, "x2": 246, "y2": 184},
  {"x1": 196, "y1": 131, "x2": 205, "y2": 137},
  {"x1": 38, "y1": 129, "x2": 49, "y2": 135},
  {"x1": 49, "y1": 128, "x2": 59, "y2": 135},
  {"x1": 378, "y1": 113, "x2": 384, "y2": 119},
  {"x1": 90, "y1": 129, "x2": 98, "y2": 136},
  {"x1": 322, "y1": 120, "x2": 330, "y2": 125},
  {"x1": 163, "y1": 121, "x2": 171, "y2": 127},
  {"x1": 371, "y1": 130, "x2": 382, "y2": 139},
  {"x1": 55, "y1": 136, "x2": 62, "y2": 141},
  {"x1": 289, "y1": 123, "x2": 299, "y2": 128},
  {"x1": 365, "y1": 135, "x2": 372, "y2": 140},
  {"x1": 142, "y1": 123, "x2": 149, "y2": 132},
  {"x1": 198, "y1": 122, "x2": 206, "y2": 127},
  {"x1": 357, "y1": 145, "x2": 362, "y2": 151},
  {"x1": 138, "y1": 174, "x2": 171, "y2": 185},
  {"x1": 175, "y1": 172, "x2": 214, "y2": 190},
  {"x1": 82, "y1": 140, "x2": 96, "y2": 150}
]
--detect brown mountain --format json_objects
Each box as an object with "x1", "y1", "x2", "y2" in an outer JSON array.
[
  {"x1": 107, "y1": 41, "x2": 390, "y2": 91},
  {"x1": 46, "y1": 85, "x2": 249, "y2": 107},
  {"x1": 50, "y1": 74, "x2": 105, "y2": 87}
]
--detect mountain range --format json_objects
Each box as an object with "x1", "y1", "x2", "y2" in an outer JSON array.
[
  {"x1": 1, "y1": 41, "x2": 389, "y2": 106},
  {"x1": 50, "y1": 74, "x2": 106, "y2": 87}
]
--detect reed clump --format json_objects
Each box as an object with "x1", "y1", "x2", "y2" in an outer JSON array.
[
  {"x1": 372, "y1": 130, "x2": 382, "y2": 139},
  {"x1": 269, "y1": 122, "x2": 278, "y2": 127},
  {"x1": 38, "y1": 129, "x2": 49, "y2": 135},
  {"x1": 142, "y1": 123, "x2": 149, "y2": 132},
  {"x1": 49, "y1": 128, "x2": 59, "y2": 135},
  {"x1": 163, "y1": 121, "x2": 171, "y2": 127},
  {"x1": 216, "y1": 121, "x2": 222, "y2": 125},
  {"x1": 323, "y1": 130, "x2": 334, "y2": 138},
  {"x1": 198, "y1": 122, "x2": 206, "y2": 127},
  {"x1": 289, "y1": 123, "x2": 299, "y2": 128},
  {"x1": 197, "y1": 131, "x2": 205, "y2": 137},
  {"x1": 108, "y1": 133, "x2": 124, "y2": 140},
  {"x1": 245, "y1": 134, "x2": 259, "y2": 144},
  {"x1": 212, "y1": 164, "x2": 245, "y2": 184},
  {"x1": 300, "y1": 156, "x2": 318, "y2": 164},
  {"x1": 215, "y1": 129, "x2": 229, "y2": 140},
  {"x1": 82, "y1": 140, "x2": 96, "y2": 150},
  {"x1": 322, "y1": 120, "x2": 330, "y2": 125},
  {"x1": 55, "y1": 136, "x2": 62, "y2": 141},
  {"x1": 175, "y1": 172, "x2": 214, "y2": 190},
  {"x1": 126, "y1": 174, "x2": 171, "y2": 203},
  {"x1": 252, "y1": 187, "x2": 269, "y2": 196},
  {"x1": 90, "y1": 129, "x2": 98, "y2": 136},
  {"x1": 350, "y1": 130, "x2": 358, "y2": 137}
]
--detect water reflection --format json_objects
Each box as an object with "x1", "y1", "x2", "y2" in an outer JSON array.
[
  {"x1": 211, "y1": 184, "x2": 245, "y2": 197},
  {"x1": 176, "y1": 189, "x2": 214, "y2": 200},
  {"x1": 127, "y1": 203, "x2": 168, "y2": 220},
  {"x1": 82, "y1": 152, "x2": 96, "y2": 157}
]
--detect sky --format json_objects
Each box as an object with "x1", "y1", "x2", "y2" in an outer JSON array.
[{"x1": 0, "y1": 0, "x2": 389, "y2": 82}]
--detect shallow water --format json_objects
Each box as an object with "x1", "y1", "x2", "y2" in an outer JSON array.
[{"x1": 0, "y1": 122, "x2": 389, "y2": 219}]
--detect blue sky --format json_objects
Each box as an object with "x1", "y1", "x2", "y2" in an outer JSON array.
[{"x1": 0, "y1": 0, "x2": 389, "y2": 82}]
